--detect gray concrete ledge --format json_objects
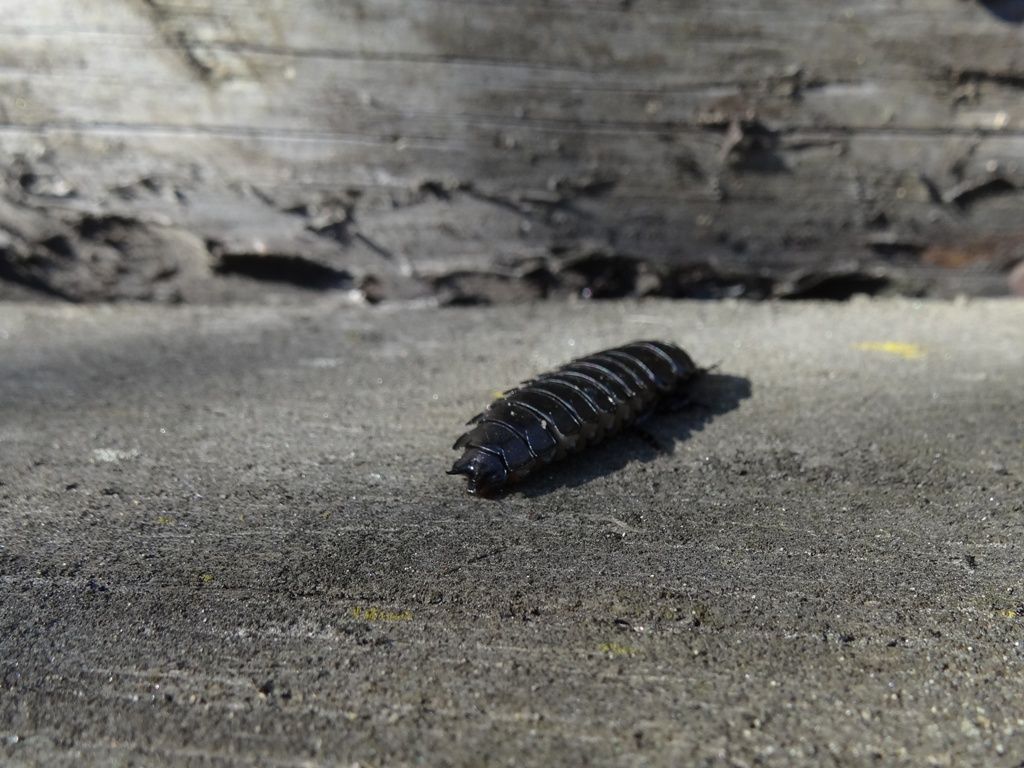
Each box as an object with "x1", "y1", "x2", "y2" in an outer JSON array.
[{"x1": 1, "y1": 298, "x2": 1023, "y2": 766}]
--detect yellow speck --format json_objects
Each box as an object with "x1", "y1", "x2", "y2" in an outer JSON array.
[
  {"x1": 854, "y1": 341, "x2": 926, "y2": 360},
  {"x1": 1001, "y1": 609, "x2": 1018, "y2": 619},
  {"x1": 200, "y1": 573, "x2": 214, "y2": 584},
  {"x1": 491, "y1": 390, "x2": 505, "y2": 400},
  {"x1": 156, "y1": 515, "x2": 172, "y2": 525},
  {"x1": 598, "y1": 642, "x2": 636, "y2": 658},
  {"x1": 350, "y1": 605, "x2": 413, "y2": 622}
]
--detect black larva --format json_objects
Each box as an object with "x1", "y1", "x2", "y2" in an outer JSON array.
[{"x1": 448, "y1": 340, "x2": 700, "y2": 495}]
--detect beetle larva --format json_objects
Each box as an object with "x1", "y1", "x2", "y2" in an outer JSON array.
[{"x1": 448, "y1": 340, "x2": 700, "y2": 495}]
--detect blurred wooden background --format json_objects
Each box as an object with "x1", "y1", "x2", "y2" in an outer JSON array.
[{"x1": 1, "y1": 0, "x2": 1022, "y2": 301}]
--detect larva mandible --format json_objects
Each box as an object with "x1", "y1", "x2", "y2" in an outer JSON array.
[{"x1": 448, "y1": 340, "x2": 700, "y2": 495}]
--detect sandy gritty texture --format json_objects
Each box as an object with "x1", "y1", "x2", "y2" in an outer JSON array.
[{"x1": 1, "y1": 298, "x2": 1023, "y2": 766}]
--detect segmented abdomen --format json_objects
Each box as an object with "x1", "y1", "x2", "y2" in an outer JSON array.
[{"x1": 449, "y1": 340, "x2": 699, "y2": 495}]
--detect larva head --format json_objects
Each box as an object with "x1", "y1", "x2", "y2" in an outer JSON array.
[{"x1": 447, "y1": 449, "x2": 508, "y2": 496}]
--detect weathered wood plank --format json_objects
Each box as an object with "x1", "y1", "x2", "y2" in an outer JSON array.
[{"x1": 1, "y1": 0, "x2": 1022, "y2": 301}]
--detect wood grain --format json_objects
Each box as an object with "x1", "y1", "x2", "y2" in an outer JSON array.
[{"x1": 0, "y1": 0, "x2": 1021, "y2": 300}]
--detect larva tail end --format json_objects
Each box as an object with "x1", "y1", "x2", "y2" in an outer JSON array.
[{"x1": 448, "y1": 450, "x2": 508, "y2": 496}]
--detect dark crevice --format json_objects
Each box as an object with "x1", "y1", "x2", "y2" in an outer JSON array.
[
  {"x1": 703, "y1": 118, "x2": 790, "y2": 174},
  {"x1": 428, "y1": 253, "x2": 897, "y2": 305},
  {"x1": 956, "y1": 69, "x2": 1024, "y2": 87},
  {"x1": 213, "y1": 254, "x2": 352, "y2": 290},
  {"x1": 944, "y1": 176, "x2": 1017, "y2": 208},
  {"x1": 0, "y1": 253, "x2": 75, "y2": 301},
  {"x1": 39, "y1": 234, "x2": 78, "y2": 261},
  {"x1": 76, "y1": 214, "x2": 145, "y2": 241},
  {"x1": 558, "y1": 254, "x2": 641, "y2": 299},
  {"x1": 311, "y1": 220, "x2": 351, "y2": 243},
  {"x1": 778, "y1": 272, "x2": 892, "y2": 300},
  {"x1": 551, "y1": 172, "x2": 619, "y2": 198},
  {"x1": 417, "y1": 179, "x2": 457, "y2": 200},
  {"x1": 433, "y1": 270, "x2": 546, "y2": 306},
  {"x1": 867, "y1": 239, "x2": 926, "y2": 259},
  {"x1": 662, "y1": 265, "x2": 776, "y2": 300}
]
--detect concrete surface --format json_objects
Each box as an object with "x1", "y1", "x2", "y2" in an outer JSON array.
[{"x1": 1, "y1": 298, "x2": 1023, "y2": 767}]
